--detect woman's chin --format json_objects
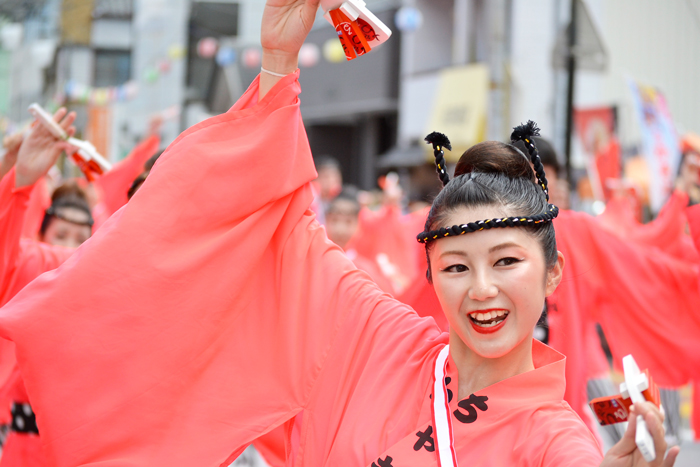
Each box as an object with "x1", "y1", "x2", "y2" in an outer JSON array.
[
  {"x1": 454, "y1": 321, "x2": 525, "y2": 360},
  {"x1": 467, "y1": 341, "x2": 515, "y2": 360}
]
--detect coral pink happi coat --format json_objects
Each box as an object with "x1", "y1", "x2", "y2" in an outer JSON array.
[{"x1": 0, "y1": 74, "x2": 600, "y2": 466}]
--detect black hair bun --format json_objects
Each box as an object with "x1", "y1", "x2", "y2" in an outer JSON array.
[{"x1": 454, "y1": 141, "x2": 535, "y2": 182}]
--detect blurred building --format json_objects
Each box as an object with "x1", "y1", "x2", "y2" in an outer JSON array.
[
  {"x1": 0, "y1": 0, "x2": 699, "y2": 198},
  {"x1": 54, "y1": 0, "x2": 189, "y2": 161},
  {"x1": 0, "y1": 0, "x2": 60, "y2": 129}
]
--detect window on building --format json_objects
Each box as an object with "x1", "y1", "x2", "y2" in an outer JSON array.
[
  {"x1": 93, "y1": 0, "x2": 133, "y2": 19},
  {"x1": 94, "y1": 49, "x2": 131, "y2": 87},
  {"x1": 186, "y1": 2, "x2": 239, "y2": 106}
]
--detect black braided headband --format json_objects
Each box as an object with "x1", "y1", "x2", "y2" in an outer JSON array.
[
  {"x1": 45, "y1": 204, "x2": 95, "y2": 227},
  {"x1": 418, "y1": 121, "x2": 558, "y2": 244}
]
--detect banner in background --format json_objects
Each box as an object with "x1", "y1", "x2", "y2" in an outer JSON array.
[
  {"x1": 426, "y1": 64, "x2": 489, "y2": 162},
  {"x1": 85, "y1": 106, "x2": 112, "y2": 161},
  {"x1": 628, "y1": 79, "x2": 681, "y2": 212},
  {"x1": 574, "y1": 106, "x2": 621, "y2": 201}
]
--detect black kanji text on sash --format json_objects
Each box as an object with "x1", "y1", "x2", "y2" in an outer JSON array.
[
  {"x1": 453, "y1": 394, "x2": 489, "y2": 424},
  {"x1": 413, "y1": 425, "x2": 435, "y2": 452},
  {"x1": 371, "y1": 455, "x2": 394, "y2": 467}
]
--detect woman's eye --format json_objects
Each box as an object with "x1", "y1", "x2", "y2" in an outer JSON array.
[
  {"x1": 496, "y1": 257, "x2": 521, "y2": 266},
  {"x1": 444, "y1": 264, "x2": 468, "y2": 273}
]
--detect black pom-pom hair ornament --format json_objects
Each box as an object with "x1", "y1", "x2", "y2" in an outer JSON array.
[
  {"x1": 425, "y1": 132, "x2": 452, "y2": 187},
  {"x1": 417, "y1": 121, "x2": 559, "y2": 244}
]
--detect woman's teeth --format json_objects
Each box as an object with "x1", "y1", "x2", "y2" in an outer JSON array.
[{"x1": 470, "y1": 310, "x2": 509, "y2": 327}]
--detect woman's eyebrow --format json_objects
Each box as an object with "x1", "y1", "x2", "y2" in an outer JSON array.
[
  {"x1": 488, "y1": 242, "x2": 522, "y2": 253},
  {"x1": 439, "y1": 250, "x2": 468, "y2": 259}
]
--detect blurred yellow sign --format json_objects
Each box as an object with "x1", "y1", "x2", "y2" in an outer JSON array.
[
  {"x1": 426, "y1": 64, "x2": 489, "y2": 162},
  {"x1": 61, "y1": 0, "x2": 95, "y2": 45}
]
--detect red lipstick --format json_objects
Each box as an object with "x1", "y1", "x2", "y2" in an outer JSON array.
[{"x1": 468, "y1": 310, "x2": 509, "y2": 334}]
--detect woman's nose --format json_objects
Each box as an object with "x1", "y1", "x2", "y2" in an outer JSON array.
[{"x1": 467, "y1": 272, "x2": 498, "y2": 301}]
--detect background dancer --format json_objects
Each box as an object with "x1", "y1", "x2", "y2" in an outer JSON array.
[{"x1": 0, "y1": 1, "x2": 676, "y2": 465}]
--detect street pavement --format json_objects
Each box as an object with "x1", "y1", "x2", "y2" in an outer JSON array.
[{"x1": 675, "y1": 441, "x2": 700, "y2": 466}]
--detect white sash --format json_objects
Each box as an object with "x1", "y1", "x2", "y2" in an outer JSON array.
[{"x1": 432, "y1": 345, "x2": 458, "y2": 467}]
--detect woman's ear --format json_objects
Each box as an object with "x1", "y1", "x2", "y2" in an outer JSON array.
[{"x1": 545, "y1": 251, "x2": 565, "y2": 297}]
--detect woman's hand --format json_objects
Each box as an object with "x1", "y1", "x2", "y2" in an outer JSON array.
[
  {"x1": 0, "y1": 132, "x2": 24, "y2": 180},
  {"x1": 259, "y1": 0, "x2": 321, "y2": 99},
  {"x1": 600, "y1": 402, "x2": 680, "y2": 467},
  {"x1": 15, "y1": 108, "x2": 76, "y2": 188}
]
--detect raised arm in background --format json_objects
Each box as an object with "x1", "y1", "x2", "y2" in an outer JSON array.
[{"x1": 0, "y1": 108, "x2": 76, "y2": 304}]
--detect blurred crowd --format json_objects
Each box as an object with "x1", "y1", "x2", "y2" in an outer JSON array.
[{"x1": 0, "y1": 105, "x2": 699, "y2": 467}]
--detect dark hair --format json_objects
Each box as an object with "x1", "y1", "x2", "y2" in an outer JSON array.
[
  {"x1": 128, "y1": 151, "x2": 164, "y2": 200},
  {"x1": 144, "y1": 151, "x2": 163, "y2": 172},
  {"x1": 424, "y1": 141, "x2": 557, "y2": 282},
  {"x1": 326, "y1": 186, "x2": 360, "y2": 216},
  {"x1": 128, "y1": 171, "x2": 149, "y2": 200},
  {"x1": 40, "y1": 189, "x2": 93, "y2": 236},
  {"x1": 533, "y1": 137, "x2": 559, "y2": 176},
  {"x1": 50, "y1": 180, "x2": 89, "y2": 204},
  {"x1": 315, "y1": 156, "x2": 341, "y2": 172}
]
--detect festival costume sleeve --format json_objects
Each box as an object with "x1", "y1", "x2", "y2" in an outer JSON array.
[
  {"x1": 350, "y1": 253, "x2": 396, "y2": 295},
  {"x1": 598, "y1": 191, "x2": 697, "y2": 262},
  {"x1": 397, "y1": 275, "x2": 450, "y2": 332},
  {"x1": 535, "y1": 410, "x2": 604, "y2": 466},
  {"x1": 21, "y1": 177, "x2": 51, "y2": 238},
  {"x1": 349, "y1": 205, "x2": 421, "y2": 293},
  {"x1": 549, "y1": 210, "x2": 700, "y2": 437},
  {"x1": 0, "y1": 73, "x2": 444, "y2": 467},
  {"x1": 631, "y1": 191, "x2": 697, "y2": 261},
  {"x1": 0, "y1": 169, "x2": 72, "y2": 427},
  {"x1": 396, "y1": 207, "x2": 449, "y2": 331},
  {"x1": 93, "y1": 134, "x2": 160, "y2": 217},
  {"x1": 0, "y1": 168, "x2": 31, "y2": 300},
  {"x1": 531, "y1": 258, "x2": 602, "y2": 435},
  {"x1": 553, "y1": 211, "x2": 700, "y2": 389},
  {"x1": 0, "y1": 169, "x2": 73, "y2": 306},
  {"x1": 685, "y1": 202, "x2": 700, "y2": 438}
]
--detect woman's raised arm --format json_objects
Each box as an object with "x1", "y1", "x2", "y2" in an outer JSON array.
[
  {"x1": 0, "y1": 2, "x2": 397, "y2": 466},
  {"x1": 259, "y1": 0, "x2": 321, "y2": 100}
]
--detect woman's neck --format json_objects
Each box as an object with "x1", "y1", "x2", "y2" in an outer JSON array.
[{"x1": 448, "y1": 329, "x2": 535, "y2": 401}]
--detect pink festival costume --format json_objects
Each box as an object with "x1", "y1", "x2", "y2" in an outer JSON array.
[
  {"x1": 0, "y1": 168, "x2": 74, "y2": 467},
  {"x1": 0, "y1": 73, "x2": 601, "y2": 466},
  {"x1": 686, "y1": 202, "x2": 700, "y2": 437},
  {"x1": 91, "y1": 134, "x2": 161, "y2": 230}
]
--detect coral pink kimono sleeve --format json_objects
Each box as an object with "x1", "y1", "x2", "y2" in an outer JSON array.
[
  {"x1": 0, "y1": 168, "x2": 31, "y2": 299},
  {"x1": 0, "y1": 73, "x2": 443, "y2": 467},
  {"x1": 598, "y1": 191, "x2": 697, "y2": 262},
  {"x1": 93, "y1": 134, "x2": 160, "y2": 217},
  {"x1": 686, "y1": 203, "x2": 700, "y2": 439},
  {"x1": 0, "y1": 169, "x2": 73, "y2": 306},
  {"x1": 0, "y1": 170, "x2": 72, "y2": 427},
  {"x1": 629, "y1": 191, "x2": 697, "y2": 262},
  {"x1": 553, "y1": 211, "x2": 700, "y2": 387},
  {"x1": 21, "y1": 177, "x2": 50, "y2": 239},
  {"x1": 349, "y1": 205, "x2": 421, "y2": 292}
]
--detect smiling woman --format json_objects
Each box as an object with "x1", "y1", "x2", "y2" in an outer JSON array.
[
  {"x1": 0, "y1": 1, "x2": 678, "y2": 467},
  {"x1": 424, "y1": 131, "x2": 566, "y2": 402}
]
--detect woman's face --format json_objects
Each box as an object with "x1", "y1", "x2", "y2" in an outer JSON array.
[
  {"x1": 429, "y1": 205, "x2": 563, "y2": 359},
  {"x1": 42, "y1": 207, "x2": 92, "y2": 249}
]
